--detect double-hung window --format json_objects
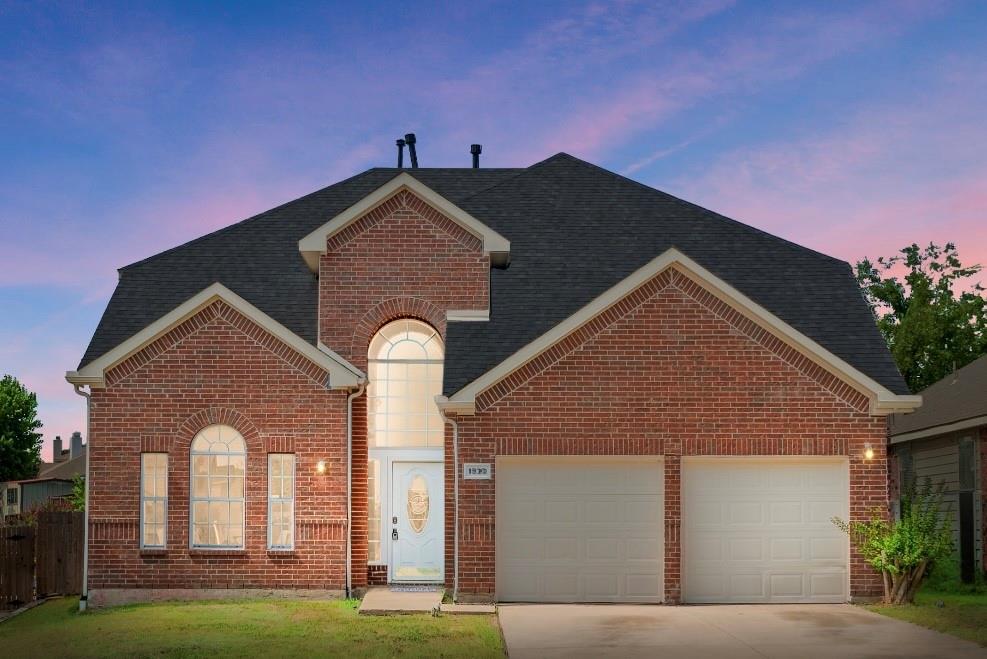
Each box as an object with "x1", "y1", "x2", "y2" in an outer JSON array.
[
  {"x1": 268, "y1": 454, "x2": 295, "y2": 550},
  {"x1": 141, "y1": 453, "x2": 168, "y2": 548}
]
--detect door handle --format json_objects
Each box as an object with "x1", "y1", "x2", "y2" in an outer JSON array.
[{"x1": 392, "y1": 528, "x2": 399, "y2": 541}]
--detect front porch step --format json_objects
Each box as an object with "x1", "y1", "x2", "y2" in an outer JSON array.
[{"x1": 358, "y1": 587, "x2": 443, "y2": 615}]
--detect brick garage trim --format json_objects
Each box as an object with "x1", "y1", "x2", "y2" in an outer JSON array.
[{"x1": 449, "y1": 268, "x2": 889, "y2": 603}]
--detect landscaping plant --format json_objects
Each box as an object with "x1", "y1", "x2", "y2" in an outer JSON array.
[{"x1": 833, "y1": 478, "x2": 954, "y2": 604}]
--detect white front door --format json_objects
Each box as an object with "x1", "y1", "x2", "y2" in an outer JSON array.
[{"x1": 391, "y1": 462, "x2": 444, "y2": 582}]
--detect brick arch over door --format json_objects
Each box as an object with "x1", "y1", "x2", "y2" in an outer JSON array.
[
  {"x1": 351, "y1": 297, "x2": 446, "y2": 371},
  {"x1": 176, "y1": 407, "x2": 263, "y2": 454}
]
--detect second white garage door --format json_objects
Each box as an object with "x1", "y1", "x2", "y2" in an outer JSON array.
[
  {"x1": 496, "y1": 456, "x2": 664, "y2": 603},
  {"x1": 683, "y1": 458, "x2": 849, "y2": 603}
]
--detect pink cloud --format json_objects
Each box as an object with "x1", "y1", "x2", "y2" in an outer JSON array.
[{"x1": 671, "y1": 57, "x2": 987, "y2": 271}]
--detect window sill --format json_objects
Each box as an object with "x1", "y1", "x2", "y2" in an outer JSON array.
[
  {"x1": 188, "y1": 548, "x2": 247, "y2": 557},
  {"x1": 139, "y1": 548, "x2": 168, "y2": 557},
  {"x1": 266, "y1": 549, "x2": 296, "y2": 557}
]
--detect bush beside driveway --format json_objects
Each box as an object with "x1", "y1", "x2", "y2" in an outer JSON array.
[{"x1": 0, "y1": 597, "x2": 503, "y2": 658}]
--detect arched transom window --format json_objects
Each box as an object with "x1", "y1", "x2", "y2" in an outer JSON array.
[
  {"x1": 367, "y1": 319, "x2": 444, "y2": 448},
  {"x1": 190, "y1": 424, "x2": 246, "y2": 548}
]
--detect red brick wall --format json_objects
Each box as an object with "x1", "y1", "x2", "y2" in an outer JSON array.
[
  {"x1": 87, "y1": 300, "x2": 349, "y2": 592},
  {"x1": 449, "y1": 267, "x2": 888, "y2": 602},
  {"x1": 317, "y1": 189, "x2": 490, "y2": 587},
  {"x1": 318, "y1": 189, "x2": 489, "y2": 369}
]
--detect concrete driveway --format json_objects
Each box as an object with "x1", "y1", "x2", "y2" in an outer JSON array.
[{"x1": 498, "y1": 604, "x2": 986, "y2": 658}]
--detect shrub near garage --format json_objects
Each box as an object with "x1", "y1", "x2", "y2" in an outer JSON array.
[{"x1": 833, "y1": 478, "x2": 954, "y2": 604}]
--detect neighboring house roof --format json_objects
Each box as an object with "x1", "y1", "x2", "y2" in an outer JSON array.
[
  {"x1": 889, "y1": 355, "x2": 987, "y2": 442},
  {"x1": 29, "y1": 454, "x2": 86, "y2": 482},
  {"x1": 75, "y1": 153, "x2": 909, "y2": 400}
]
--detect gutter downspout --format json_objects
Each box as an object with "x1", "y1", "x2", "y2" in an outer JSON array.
[
  {"x1": 72, "y1": 384, "x2": 91, "y2": 612},
  {"x1": 345, "y1": 382, "x2": 366, "y2": 598},
  {"x1": 441, "y1": 414, "x2": 460, "y2": 602}
]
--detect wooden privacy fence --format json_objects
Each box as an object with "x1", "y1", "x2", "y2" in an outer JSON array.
[
  {"x1": 0, "y1": 525, "x2": 35, "y2": 608},
  {"x1": 1, "y1": 510, "x2": 84, "y2": 608}
]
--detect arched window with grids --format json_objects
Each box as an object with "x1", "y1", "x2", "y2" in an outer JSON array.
[
  {"x1": 367, "y1": 319, "x2": 444, "y2": 449},
  {"x1": 190, "y1": 424, "x2": 246, "y2": 549}
]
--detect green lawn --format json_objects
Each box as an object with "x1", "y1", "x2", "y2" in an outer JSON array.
[
  {"x1": 867, "y1": 590, "x2": 987, "y2": 647},
  {"x1": 0, "y1": 598, "x2": 503, "y2": 658}
]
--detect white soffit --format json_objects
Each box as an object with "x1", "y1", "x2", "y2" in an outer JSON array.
[
  {"x1": 66, "y1": 283, "x2": 364, "y2": 389},
  {"x1": 297, "y1": 172, "x2": 511, "y2": 271},
  {"x1": 446, "y1": 248, "x2": 921, "y2": 416}
]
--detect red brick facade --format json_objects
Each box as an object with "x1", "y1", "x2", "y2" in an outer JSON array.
[
  {"x1": 88, "y1": 300, "x2": 350, "y2": 594},
  {"x1": 316, "y1": 189, "x2": 490, "y2": 588},
  {"x1": 86, "y1": 188, "x2": 893, "y2": 605},
  {"x1": 449, "y1": 268, "x2": 888, "y2": 603}
]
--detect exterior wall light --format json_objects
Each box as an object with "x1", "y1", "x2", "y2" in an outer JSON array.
[
  {"x1": 863, "y1": 443, "x2": 875, "y2": 461},
  {"x1": 316, "y1": 460, "x2": 327, "y2": 474}
]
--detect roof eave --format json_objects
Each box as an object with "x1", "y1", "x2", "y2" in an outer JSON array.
[
  {"x1": 446, "y1": 247, "x2": 919, "y2": 417},
  {"x1": 68, "y1": 283, "x2": 365, "y2": 390}
]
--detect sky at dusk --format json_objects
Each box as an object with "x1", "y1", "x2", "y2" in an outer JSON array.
[{"x1": 2, "y1": 1, "x2": 986, "y2": 461}]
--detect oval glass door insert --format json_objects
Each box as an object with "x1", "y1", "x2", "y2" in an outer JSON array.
[{"x1": 407, "y1": 474, "x2": 429, "y2": 534}]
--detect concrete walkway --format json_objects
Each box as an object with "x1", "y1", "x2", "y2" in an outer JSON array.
[
  {"x1": 358, "y1": 587, "x2": 442, "y2": 615},
  {"x1": 498, "y1": 604, "x2": 987, "y2": 658}
]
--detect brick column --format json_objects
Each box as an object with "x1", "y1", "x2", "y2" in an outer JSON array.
[{"x1": 664, "y1": 449, "x2": 682, "y2": 604}]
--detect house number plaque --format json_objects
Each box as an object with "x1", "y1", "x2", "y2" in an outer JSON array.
[{"x1": 463, "y1": 463, "x2": 492, "y2": 479}]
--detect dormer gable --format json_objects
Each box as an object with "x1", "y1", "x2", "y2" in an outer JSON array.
[{"x1": 298, "y1": 172, "x2": 510, "y2": 271}]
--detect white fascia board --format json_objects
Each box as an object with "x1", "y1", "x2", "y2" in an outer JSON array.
[
  {"x1": 446, "y1": 309, "x2": 490, "y2": 322},
  {"x1": 66, "y1": 283, "x2": 364, "y2": 389},
  {"x1": 298, "y1": 172, "x2": 511, "y2": 271},
  {"x1": 889, "y1": 414, "x2": 987, "y2": 444},
  {"x1": 447, "y1": 247, "x2": 921, "y2": 416}
]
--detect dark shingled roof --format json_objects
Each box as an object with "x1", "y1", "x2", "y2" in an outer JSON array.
[
  {"x1": 889, "y1": 355, "x2": 987, "y2": 437},
  {"x1": 79, "y1": 153, "x2": 908, "y2": 397}
]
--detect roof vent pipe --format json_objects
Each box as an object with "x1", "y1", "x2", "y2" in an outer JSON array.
[
  {"x1": 405, "y1": 133, "x2": 418, "y2": 168},
  {"x1": 396, "y1": 138, "x2": 406, "y2": 168},
  {"x1": 470, "y1": 144, "x2": 482, "y2": 168}
]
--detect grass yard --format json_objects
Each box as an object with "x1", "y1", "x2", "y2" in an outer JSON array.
[
  {"x1": 867, "y1": 590, "x2": 987, "y2": 647},
  {"x1": 0, "y1": 597, "x2": 503, "y2": 658}
]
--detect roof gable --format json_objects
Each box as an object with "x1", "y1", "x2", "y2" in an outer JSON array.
[
  {"x1": 67, "y1": 283, "x2": 363, "y2": 388},
  {"x1": 440, "y1": 247, "x2": 920, "y2": 416},
  {"x1": 298, "y1": 172, "x2": 511, "y2": 271}
]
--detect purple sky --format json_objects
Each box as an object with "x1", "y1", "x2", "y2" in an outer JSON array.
[{"x1": 2, "y1": 1, "x2": 985, "y2": 461}]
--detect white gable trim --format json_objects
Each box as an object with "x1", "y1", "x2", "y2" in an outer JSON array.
[
  {"x1": 298, "y1": 172, "x2": 511, "y2": 271},
  {"x1": 442, "y1": 248, "x2": 921, "y2": 416},
  {"x1": 66, "y1": 283, "x2": 364, "y2": 389}
]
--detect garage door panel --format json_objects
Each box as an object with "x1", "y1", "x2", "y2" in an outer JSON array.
[
  {"x1": 684, "y1": 459, "x2": 848, "y2": 604},
  {"x1": 497, "y1": 457, "x2": 664, "y2": 603}
]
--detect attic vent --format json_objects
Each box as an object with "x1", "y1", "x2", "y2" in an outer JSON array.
[
  {"x1": 405, "y1": 133, "x2": 418, "y2": 168},
  {"x1": 470, "y1": 144, "x2": 482, "y2": 168}
]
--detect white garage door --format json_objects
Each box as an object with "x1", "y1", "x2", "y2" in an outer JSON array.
[
  {"x1": 496, "y1": 456, "x2": 664, "y2": 603},
  {"x1": 683, "y1": 458, "x2": 849, "y2": 603}
]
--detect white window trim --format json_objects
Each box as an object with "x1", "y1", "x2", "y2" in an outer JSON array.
[
  {"x1": 268, "y1": 453, "x2": 296, "y2": 551},
  {"x1": 189, "y1": 429, "x2": 246, "y2": 550},
  {"x1": 140, "y1": 453, "x2": 168, "y2": 549}
]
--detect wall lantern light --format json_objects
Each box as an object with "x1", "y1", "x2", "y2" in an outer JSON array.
[
  {"x1": 316, "y1": 460, "x2": 327, "y2": 474},
  {"x1": 863, "y1": 443, "x2": 875, "y2": 461}
]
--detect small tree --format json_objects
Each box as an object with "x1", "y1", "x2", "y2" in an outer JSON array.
[
  {"x1": 70, "y1": 474, "x2": 86, "y2": 512},
  {"x1": 0, "y1": 374, "x2": 43, "y2": 481},
  {"x1": 832, "y1": 479, "x2": 954, "y2": 604}
]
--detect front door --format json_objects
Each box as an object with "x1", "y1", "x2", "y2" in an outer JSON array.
[{"x1": 390, "y1": 462, "x2": 444, "y2": 582}]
